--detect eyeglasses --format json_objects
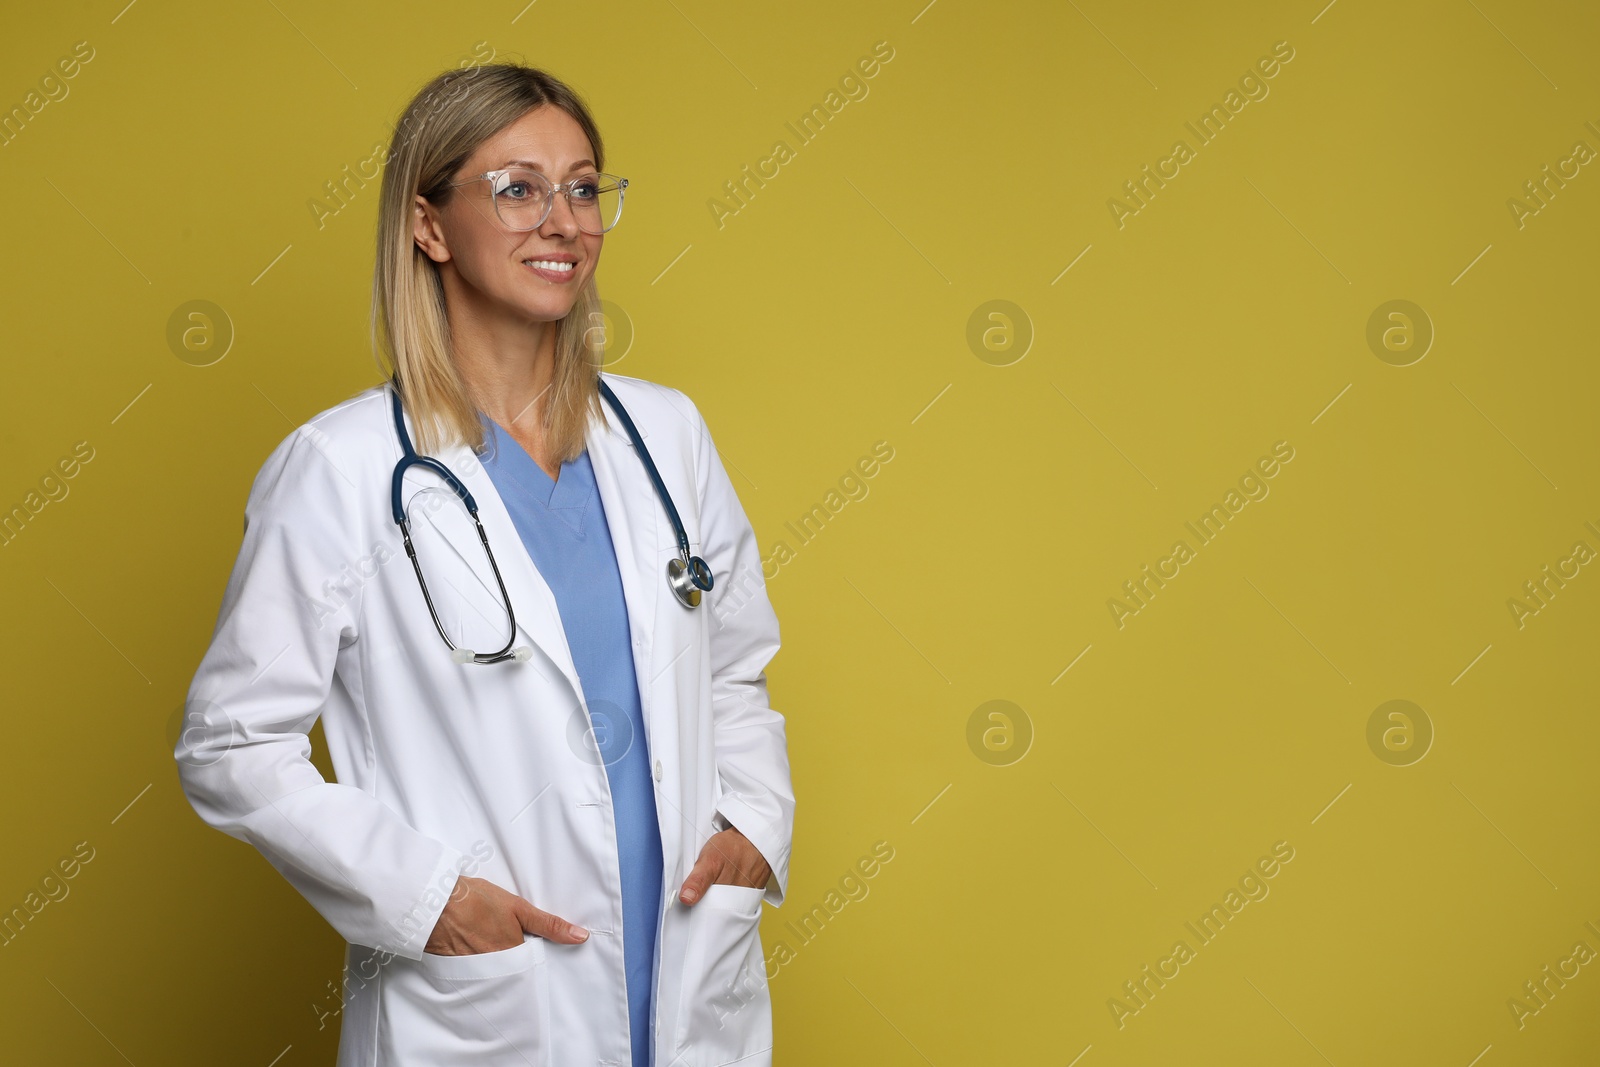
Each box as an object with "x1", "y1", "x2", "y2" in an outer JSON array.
[{"x1": 446, "y1": 168, "x2": 628, "y2": 235}]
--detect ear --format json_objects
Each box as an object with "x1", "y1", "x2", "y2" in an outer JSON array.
[{"x1": 413, "y1": 194, "x2": 451, "y2": 264}]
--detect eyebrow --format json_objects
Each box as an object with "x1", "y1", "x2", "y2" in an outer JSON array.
[{"x1": 502, "y1": 159, "x2": 597, "y2": 173}]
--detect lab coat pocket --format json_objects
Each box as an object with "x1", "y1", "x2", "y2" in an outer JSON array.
[
  {"x1": 378, "y1": 934, "x2": 550, "y2": 1067},
  {"x1": 675, "y1": 884, "x2": 771, "y2": 1066}
]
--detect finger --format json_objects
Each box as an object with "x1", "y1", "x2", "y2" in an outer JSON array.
[
  {"x1": 514, "y1": 896, "x2": 589, "y2": 943},
  {"x1": 679, "y1": 853, "x2": 722, "y2": 905}
]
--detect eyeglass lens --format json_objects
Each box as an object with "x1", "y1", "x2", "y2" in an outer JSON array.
[{"x1": 492, "y1": 169, "x2": 624, "y2": 234}]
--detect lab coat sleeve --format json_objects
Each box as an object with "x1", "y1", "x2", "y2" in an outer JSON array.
[
  {"x1": 175, "y1": 423, "x2": 467, "y2": 959},
  {"x1": 688, "y1": 397, "x2": 795, "y2": 909}
]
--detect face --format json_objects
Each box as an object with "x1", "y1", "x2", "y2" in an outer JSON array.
[{"x1": 412, "y1": 104, "x2": 604, "y2": 329}]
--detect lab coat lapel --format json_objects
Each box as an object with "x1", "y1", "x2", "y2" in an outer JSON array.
[
  {"x1": 587, "y1": 393, "x2": 659, "y2": 678},
  {"x1": 422, "y1": 434, "x2": 585, "y2": 699}
]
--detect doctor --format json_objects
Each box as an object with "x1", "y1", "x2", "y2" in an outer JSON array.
[{"x1": 175, "y1": 61, "x2": 793, "y2": 1067}]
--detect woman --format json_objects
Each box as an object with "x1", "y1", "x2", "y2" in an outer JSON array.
[{"x1": 175, "y1": 62, "x2": 793, "y2": 1067}]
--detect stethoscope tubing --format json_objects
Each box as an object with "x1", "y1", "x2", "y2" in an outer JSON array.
[
  {"x1": 386, "y1": 377, "x2": 713, "y2": 664},
  {"x1": 596, "y1": 380, "x2": 713, "y2": 596}
]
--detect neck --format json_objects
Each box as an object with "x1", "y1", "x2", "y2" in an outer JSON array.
[{"x1": 441, "y1": 274, "x2": 559, "y2": 437}]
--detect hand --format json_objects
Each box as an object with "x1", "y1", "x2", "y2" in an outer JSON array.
[
  {"x1": 679, "y1": 827, "x2": 772, "y2": 905},
  {"x1": 424, "y1": 875, "x2": 589, "y2": 955}
]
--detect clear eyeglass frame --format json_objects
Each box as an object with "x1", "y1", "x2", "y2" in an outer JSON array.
[{"x1": 445, "y1": 167, "x2": 629, "y2": 235}]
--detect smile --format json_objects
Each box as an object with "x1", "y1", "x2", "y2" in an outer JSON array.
[{"x1": 522, "y1": 259, "x2": 576, "y2": 281}]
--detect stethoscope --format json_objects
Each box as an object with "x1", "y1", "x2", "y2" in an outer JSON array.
[{"x1": 387, "y1": 378, "x2": 713, "y2": 665}]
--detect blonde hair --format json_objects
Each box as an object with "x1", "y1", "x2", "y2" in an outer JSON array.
[{"x1": 371, "y1": 62, "x2": 609, "y2": 460}]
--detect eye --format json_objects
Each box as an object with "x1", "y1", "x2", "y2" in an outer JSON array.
[
  {"x1": 492, "y1": 170, "x2": 549, "y2": 201},
  {"x1": 570, "y1": 177, "x2": 601, "y2": 201}
]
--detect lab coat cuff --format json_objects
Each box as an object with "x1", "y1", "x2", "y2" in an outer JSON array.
[{"x1": 713, "y1": 795, "x2": 789, "y2": 909}]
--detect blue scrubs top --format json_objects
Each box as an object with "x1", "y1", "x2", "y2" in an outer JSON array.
[{"x1": 477, "y1": 415, "x2": 664, "y2": 1067}]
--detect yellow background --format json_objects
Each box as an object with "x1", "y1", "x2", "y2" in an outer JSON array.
[{"x1": 2, "y1": 0, "x2": 1597, "y2": 1063}]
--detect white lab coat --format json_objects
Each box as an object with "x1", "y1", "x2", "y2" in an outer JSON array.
[{"x1": 175, "y1": 372, "x2": 793, "y2": 1067}]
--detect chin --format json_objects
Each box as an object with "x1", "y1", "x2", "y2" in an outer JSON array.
[{"x1": 514, "y1": 297, "x2": 580, "y2": 324}]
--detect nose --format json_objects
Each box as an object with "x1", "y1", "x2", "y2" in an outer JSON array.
[{"x1": 539, "y1": 189, "x2": 581, "y2": 238}]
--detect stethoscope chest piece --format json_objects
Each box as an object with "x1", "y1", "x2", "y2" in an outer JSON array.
[{"x1": 667, "y1": 553, "x2": 714, "y2": 609}]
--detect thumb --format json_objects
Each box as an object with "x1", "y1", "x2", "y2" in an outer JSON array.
[
  {"x1": 679, "y1": 854, "x2": 719, "y2": 906},
  {"x1": 512, "y1": 894, "x2": 589, "y2": 944}
]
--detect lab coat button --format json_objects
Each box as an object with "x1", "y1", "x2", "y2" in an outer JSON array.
[{"x1": 653, "y1": 760, "x2": 663, "y2": 782}]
